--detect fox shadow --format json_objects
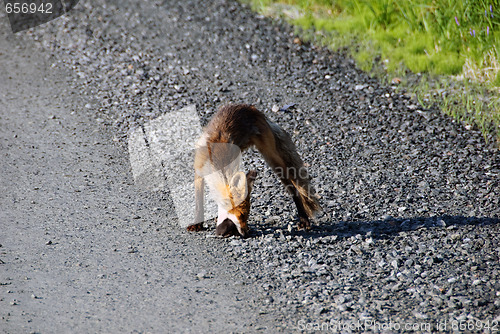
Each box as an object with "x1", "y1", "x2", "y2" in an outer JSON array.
[
  {"x1": 151, "y1": 188, "x2": 498, "y2": 240},
  {"x1": 248, "y1": 214, "x2": 500, "y2": 241}
]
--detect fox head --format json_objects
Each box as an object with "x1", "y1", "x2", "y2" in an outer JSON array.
[{"x1": 215, "y1": 170, "x2": 257, "y2": 238}]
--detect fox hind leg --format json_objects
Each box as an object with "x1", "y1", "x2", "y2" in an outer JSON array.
[
  {"x1": 283, "y1": 178, "x2": 312, "y2": 230},
  {"x1": 255, "y1": 138, "x2": 312, "y2": 230}
]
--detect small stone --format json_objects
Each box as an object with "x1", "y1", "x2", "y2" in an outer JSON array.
[
  {"x1": 436, "y1": 219, "x2": 446, "y2": 227},
  {"x1": 413, "y1": 311, "x2": 428, "y2": 319},
  {"x1": 336, "y1": 303, "x2": 347, "y2": 311},
  {"x1": 230, "y1": 239, "x2": 241, "y2": 246},
  {"x1": 315, "y1": 306, "x2": 329, "y2": 315},
  {"x1": 197, "y1": 270, "x2": 209, "y2": 280}
]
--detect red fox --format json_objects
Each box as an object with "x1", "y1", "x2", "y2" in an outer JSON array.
[{"x1": 187, "y1": 104, "x2": 321, "y2": 237}]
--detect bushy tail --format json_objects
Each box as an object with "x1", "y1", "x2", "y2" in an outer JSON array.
[{"x1": 265, "y1": 121, "x2": 322, "y2": 218}]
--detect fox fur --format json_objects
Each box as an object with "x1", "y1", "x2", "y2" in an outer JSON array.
[{"x1": 188, "y1": 104, "x2": 321, "y2": 237}]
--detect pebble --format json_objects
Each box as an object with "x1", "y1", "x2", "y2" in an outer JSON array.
[{"x1": 196, "y1": 270, "x2": 209, "y2": 280}]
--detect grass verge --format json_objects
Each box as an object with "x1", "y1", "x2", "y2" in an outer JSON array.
[{"x1": 241, "y1": 0, "x2": 500, "y2": 146}]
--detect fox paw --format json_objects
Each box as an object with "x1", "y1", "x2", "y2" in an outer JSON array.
[
  {"x1": 296, "y1": 216, "x2": 311, "y2": 231},
  {"x1": 187, "y1": 223, "x2": 204, "y2": 232}
]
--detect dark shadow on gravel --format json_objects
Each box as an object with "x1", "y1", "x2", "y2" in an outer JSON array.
[{"x1": 247, "y1": 215, "x2": 500, "y2": 241}]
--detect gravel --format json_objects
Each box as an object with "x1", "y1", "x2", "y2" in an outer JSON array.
[{"x1": 8, "y1": 0, "x2": 499, "y2": 330}]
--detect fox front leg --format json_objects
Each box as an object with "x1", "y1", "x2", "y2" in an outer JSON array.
[{"x1": 187, "y1": 172, "x2": 205, "y2": 232}]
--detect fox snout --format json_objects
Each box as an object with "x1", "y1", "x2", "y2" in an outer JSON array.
[{"x1": 216, "y1": 218, "x2": 248, "y2": 238}]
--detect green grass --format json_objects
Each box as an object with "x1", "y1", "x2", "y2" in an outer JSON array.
[{"x1": 242, "y1": 0, "x2": 500, "y2": 145}]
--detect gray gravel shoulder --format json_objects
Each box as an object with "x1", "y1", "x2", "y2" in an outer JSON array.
[{"x1": 1, "y1": 0, "x2": 499, "y2": 332}]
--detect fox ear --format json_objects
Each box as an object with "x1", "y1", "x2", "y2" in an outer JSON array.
[{"x1": 230, "y1": 171, "x2": 248, "y2": 203}]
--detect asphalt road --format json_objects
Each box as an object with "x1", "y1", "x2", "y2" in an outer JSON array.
[
  {"x1": 0, "y1": 24, "x2": 279, "y2": 333},
  {"x1": 1, "y1": 0, "x2": 499, "y2": 333}
]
